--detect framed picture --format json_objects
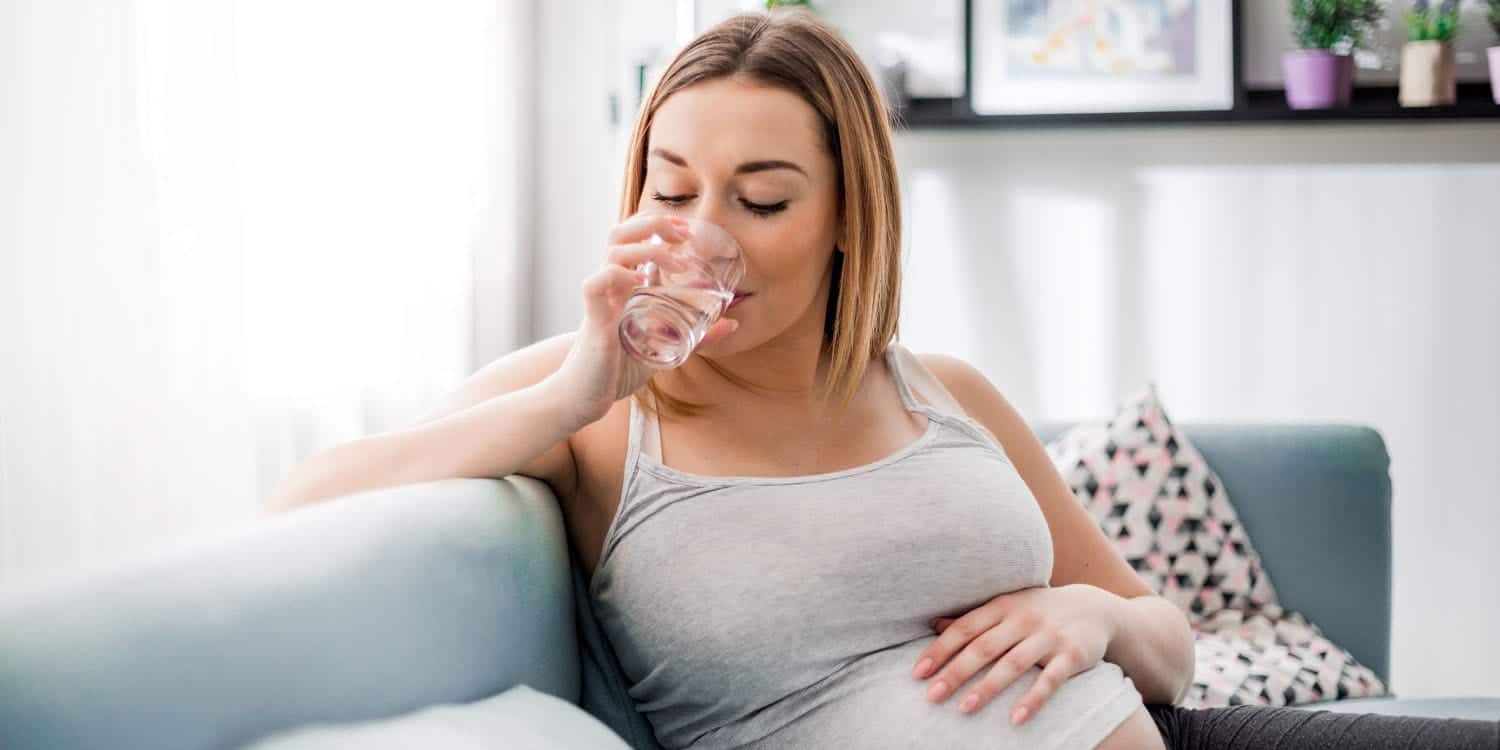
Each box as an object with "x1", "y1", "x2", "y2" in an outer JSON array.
[
  {"x1": 695, "y1": 0, "x2": 967, "y2": 100},
  {"x1": 971, "y1": 0, "x2": 1237, "y2": 116}
]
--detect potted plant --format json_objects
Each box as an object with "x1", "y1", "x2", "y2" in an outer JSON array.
[
  {"x1": 1488, "y1": 0, "x2": 1500, "y2": 104},
  {"x1": 1285, "y1": 0, "x2": 1384, "y2": 109},
  {"x1": 1401, "y1": 0, "x2": 1462, "y2": 107}
]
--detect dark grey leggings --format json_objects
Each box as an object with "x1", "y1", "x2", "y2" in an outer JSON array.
[{"x1": 1146, "y1": 704, "x2": 1499, "y2": 749}]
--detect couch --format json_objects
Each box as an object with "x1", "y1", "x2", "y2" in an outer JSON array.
[{"x1": 2, "y1": 423, "x2": 1496, "y2": 749}]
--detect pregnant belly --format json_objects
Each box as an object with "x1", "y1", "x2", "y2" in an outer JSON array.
[{"x1": 739, "y1": 638, "x2": 1155, "y2": 750}]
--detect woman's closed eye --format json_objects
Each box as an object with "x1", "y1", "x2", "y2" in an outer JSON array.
[{"x1": 651, "y1": 191, "x2": 788, "y2": 218}]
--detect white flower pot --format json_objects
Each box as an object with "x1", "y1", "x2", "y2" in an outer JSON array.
[{"x1": 1399, "y1": 41, "x2": 1457, "y2": 108}]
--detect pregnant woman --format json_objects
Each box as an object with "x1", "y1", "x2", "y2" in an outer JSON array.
[{"x1": 269, "y1": 10, "x2": 1499, "y2": 749}]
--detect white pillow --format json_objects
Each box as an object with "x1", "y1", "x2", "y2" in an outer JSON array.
[{"x1": 242, "y1": 685, "x2": 631, "y2": 750}]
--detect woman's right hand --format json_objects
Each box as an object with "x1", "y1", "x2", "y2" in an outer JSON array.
[{"x1": 550, "y1": 213, "x2": 740, "y2": 425}]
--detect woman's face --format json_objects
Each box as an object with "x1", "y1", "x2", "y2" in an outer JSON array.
[{"x1": 640, "y1": 76, "x2": 840, "y2": 357}]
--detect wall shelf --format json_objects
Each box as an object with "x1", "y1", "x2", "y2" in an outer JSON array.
[{"x1": 897, "y1": 83, "x2": 1500, "y2": 130}]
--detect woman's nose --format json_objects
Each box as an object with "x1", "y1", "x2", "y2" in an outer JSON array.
[{"x1": 690, "y1": 201, "x2": 731, "y2": 232}]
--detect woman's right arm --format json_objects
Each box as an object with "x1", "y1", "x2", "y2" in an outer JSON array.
[
  {"x1": 260, "y1": 213, "x2": 732, "y2": 515},
  {"x1": 260, "y1": 333, "x2": 588, "y2": 515}
]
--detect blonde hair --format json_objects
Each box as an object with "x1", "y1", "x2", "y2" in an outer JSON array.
[{"x1": 621, "y1": 9, "x2": 902, "y2": 416}]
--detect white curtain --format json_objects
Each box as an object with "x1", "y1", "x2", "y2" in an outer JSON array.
[{"x1": 0, "y1": 0, "x2": 534, "y2": 587}]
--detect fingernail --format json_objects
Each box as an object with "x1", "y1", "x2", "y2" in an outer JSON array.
[
  {"x1": 1012, "y1": 706, "x2": 1029, "y2": 725},
  {"x1": 927, "y1": 680, "x2": 950, "y2": 702},
  {"x1": 913, "y1": 658, "x2": 933, "y2": 678},
  {"x1": 959, "y1": 694, "x2": 979, "y2": 714}
]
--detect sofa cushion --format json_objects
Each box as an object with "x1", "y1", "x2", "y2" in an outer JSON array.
[
  {"x1": 242, "y1": 685, "x2": 630, "y2": 750},
  {"x1": 1046, "y1": 384, "x2": 1278, "y2": 618},
  {"x1": 1046, "y1": 385, "x2": 1386, "y2": 708}
]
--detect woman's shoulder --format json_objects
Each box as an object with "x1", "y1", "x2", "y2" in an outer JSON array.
[
  {"x1": 910, "y1": 351, "x2": 989, "y2": 397},
  {"x1": 888, "y1": 347, "x2": 998, "y2": 413},
  {"x1": 899, "y1": 349, "x2": 1029, "y2": 439}
]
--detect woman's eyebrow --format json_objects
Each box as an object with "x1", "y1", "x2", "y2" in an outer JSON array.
[{"x1": 649, "y1": 147, "x2": 807, "y2": 177}]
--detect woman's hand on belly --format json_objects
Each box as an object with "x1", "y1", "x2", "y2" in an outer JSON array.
[{"x1": 910, "y1": 584, "x2": 1118, "y2": 724}]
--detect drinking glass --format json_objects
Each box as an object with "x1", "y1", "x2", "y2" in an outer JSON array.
[{"x1": 617, "y1": 217, "x2": 745, "y2": 369}]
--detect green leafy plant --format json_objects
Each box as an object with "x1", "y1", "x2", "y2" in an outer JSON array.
[
  {"x1": 1290, "y1": 0, "x2": 1385, "y2": 50},
  {"x1": 1486, "y1": 0, "x2": 1500, "y2": 38},
  {"x1": 765, "y1": 0, "x2": 815, "y2": 9},
  {"x1": 1408, "y1": 0, "x2": 1462, "y2": 42}
]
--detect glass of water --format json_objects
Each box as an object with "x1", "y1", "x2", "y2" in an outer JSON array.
[{"x1": 618, "y1": 217, "x2": 745, "y2": 369}]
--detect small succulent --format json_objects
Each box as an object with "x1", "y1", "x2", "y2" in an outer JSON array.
[
  {"x1": 1408, "y1": 0, "x2": 1462, "y2": 42},
  {"x1": 1290, "y1": 0, "x2": 1385, "y2": 51}
]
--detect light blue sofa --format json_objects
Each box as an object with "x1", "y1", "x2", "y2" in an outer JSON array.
[{"x1": 2, "y1": 424, "x2": 1496, "y2": 749}]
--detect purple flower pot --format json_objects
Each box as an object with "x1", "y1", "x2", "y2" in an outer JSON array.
[{"x1": 1282, "y1": 50, "x2": 1355, "y2": 110}]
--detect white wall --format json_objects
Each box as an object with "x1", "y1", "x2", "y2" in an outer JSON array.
[
  {"x1": 538, "y1": 2, "x2": 1500, "y2": 697},
  {"x1": 533, "y1": 0, "x2": 613, "y2": 339}
]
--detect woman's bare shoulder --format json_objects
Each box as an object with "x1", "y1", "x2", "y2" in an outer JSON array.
[
  {"x1": 912, "y1": 352, "x2": 989, "y2": 398},
  {"x1": 905, "y1": 352, "x2": 1001, "y2": 414}
]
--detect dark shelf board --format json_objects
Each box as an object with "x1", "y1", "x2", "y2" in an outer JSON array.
[{"x1": 896, "y1": 83, "x2": 1500, "y2": 130}]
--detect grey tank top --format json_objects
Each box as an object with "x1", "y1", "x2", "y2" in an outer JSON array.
[{"x1": 588, "y1": 344, "x2": 1143, "y2": 749}]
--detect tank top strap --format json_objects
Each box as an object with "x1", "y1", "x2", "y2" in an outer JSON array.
[
  {"x1": 627, "y1": 391, "x2": 664, "y2": 462},
  {"x1": 884, "y1": 342, "x2": 967, "y2": 419},
  {"x1": 885, "y1": 343, "x2": 1015, "y2": 464}
]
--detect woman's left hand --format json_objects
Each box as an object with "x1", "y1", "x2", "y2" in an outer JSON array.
[{"x1": 911, "y1": 584, "x2": 1120, "y2": 724}]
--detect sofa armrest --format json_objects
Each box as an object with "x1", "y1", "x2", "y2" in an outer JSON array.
[{"x1": 0, "y1": 477, "x2": 577, "y2": 750}]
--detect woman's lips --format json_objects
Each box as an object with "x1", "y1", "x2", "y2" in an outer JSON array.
[{"x1": 728, "y1": 292, "x2": 752, "y2": 310}]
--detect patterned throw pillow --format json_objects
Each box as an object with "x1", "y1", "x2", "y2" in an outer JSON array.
[
  {"x1": 1189, "y1": 607, "x2": 1387, "y2": 707},
  {"x1": 1045, "y1": 384, "x2": 1387, "y2": 708}
]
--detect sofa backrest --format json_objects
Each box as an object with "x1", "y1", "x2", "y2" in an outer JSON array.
[{"x1": 0, "y1": 477, "x2": 583, "y2": 750}]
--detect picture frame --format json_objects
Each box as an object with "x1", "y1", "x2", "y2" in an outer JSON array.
[{"x1": 968, "y1": 0, "x2": 1238, "y2": 116}]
